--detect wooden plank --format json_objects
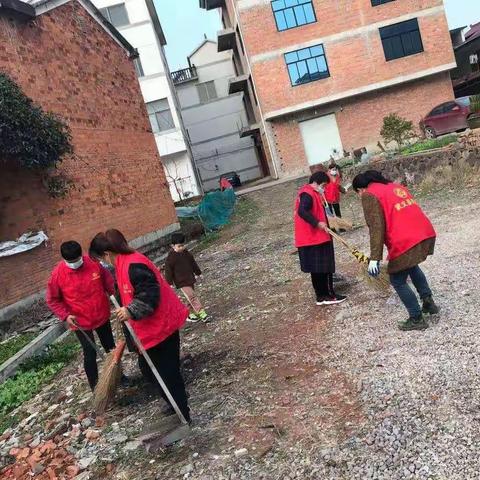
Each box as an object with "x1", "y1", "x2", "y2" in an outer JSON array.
[{"x1": 0, "y1": 322, "x2": 66, "y2": 383}]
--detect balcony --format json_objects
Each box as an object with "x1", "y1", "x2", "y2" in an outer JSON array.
[
  {"x1": 228, "y1": 74, "x2": 250, "y2": 95},
  {"x1": 171, "y1": 66, "x2": 198, "y2": 85},
  {"x1": 217, "y1": 28, "x2": 236, "y2": 52},
  {"x1": 199, "y1": 0, "x2": 225, "y2": 10}
]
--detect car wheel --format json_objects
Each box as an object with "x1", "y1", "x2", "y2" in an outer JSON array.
[{"x1": 424, "y1": 127, "x2": 436, "y2": 139}]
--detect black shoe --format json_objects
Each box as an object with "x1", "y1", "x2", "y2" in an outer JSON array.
[
  {"x1": 398, "y1": 315, "x2": 428, "y2": 331},
  {"x1": 317, "y1": 294, "x2": 347, "y2": 306},
  {"x1": 422, "y1": 296, "x2": 439, "y2": 315}
]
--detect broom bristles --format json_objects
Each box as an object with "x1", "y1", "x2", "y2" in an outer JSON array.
[
  {"x1": 93, "y1": 341, "x2": 126, "y2": 414},
  {"x1": 329, "y1": 216, "x2": 353, "y2": 231}
]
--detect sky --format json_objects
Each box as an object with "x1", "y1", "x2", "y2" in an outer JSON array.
[
  {"x1": 155, "y1": 0, "x2": 222, "y2": 71},
  {"x1": 156, "y1": 0, "x2": 480, "y2": 70}
]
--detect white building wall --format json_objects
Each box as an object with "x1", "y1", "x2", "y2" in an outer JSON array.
[{"x1": 91, "y1": 0, "x2": 200, "y2": 201}]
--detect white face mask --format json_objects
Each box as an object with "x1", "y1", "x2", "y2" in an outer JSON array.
[
  {"x1": 317, "y1": 185, "x2": 325, "y2": 195},
  {"x1": 329, "y1": 169, "x2": 338, "y2": 177},
  {"x1": 65, "y1": 258, "x2": 84, "y2": 270}
]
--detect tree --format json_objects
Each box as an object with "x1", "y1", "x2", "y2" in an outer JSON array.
[{"x1": 380, "y1": 113, "x2": 415, "y2": 150}]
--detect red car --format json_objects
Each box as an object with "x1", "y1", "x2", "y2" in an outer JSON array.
[{"x1": 420, "y1": 97, "x2": 471, "y2": 139}]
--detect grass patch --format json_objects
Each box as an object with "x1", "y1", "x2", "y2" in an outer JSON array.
[
  {"x1": 0, "y1": 335, "x2": 80, "y2": 432},
  {"x1": 0, "y1": 333, "x2": 36, "y2": 365},
  {"x1": 230, "y1": 196, "x2": 261, "y2": 225},
  {"x1": 401, "y1": 135, "x2": 457, "y2": 156}
]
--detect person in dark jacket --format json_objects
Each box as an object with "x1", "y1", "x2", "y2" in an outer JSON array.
[
  {"x1": 294, "y1": 171, "x2": 347, "y2": 306},
  {"x1": 352, "y1": 170, "x2": 439, "y2": 331},
  {"x1": 94, "y1": 229, "x2": 191, "y2": 422},
  {"x1": 165, "y1": 232, "x2": 208, "y2": 322}
]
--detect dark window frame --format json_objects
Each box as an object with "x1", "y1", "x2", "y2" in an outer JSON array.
[
  {"x1": 371, "y1": 0, "x2": 395, "y2": 6},
  {"x1": 284, "y1": 44, "x2": 330, "y2": 87},
  {"x1": 379, "y1": 18, "x2": 424, "y2": 62},
  {"x1": 271, "y1": 0, "x2": 317, "y2": 32}
]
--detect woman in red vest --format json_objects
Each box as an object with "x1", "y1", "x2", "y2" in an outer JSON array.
[
  {"x1": 294, "y1": 171, "x2": 347, "y2": 306},
  {"x1": 352, "y1": 170, "x2": 439, "y2": 331},
  {"x1": 95, "y1": 229, "x2": 191, "y2": 422},
  {"x1": 46, "y1": 241, "x2": 116, "y2": 391}
]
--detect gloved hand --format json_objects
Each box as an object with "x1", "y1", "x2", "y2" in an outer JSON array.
[{"x1": 368, "y1": 260, "x2": 380, "y2": 277}]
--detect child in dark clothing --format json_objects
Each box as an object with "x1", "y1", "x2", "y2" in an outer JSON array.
[{"x1": 165, "y1": 233, "x2": 208, "y2": 322}]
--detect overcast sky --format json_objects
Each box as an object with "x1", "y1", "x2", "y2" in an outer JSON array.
[{"x1": 157, "y1": 0, "x2": 480, "y2": 70}]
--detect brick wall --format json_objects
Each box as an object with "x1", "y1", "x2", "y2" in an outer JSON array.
[
  {"x1": 250, "y1": 10, "x2": 454, "y2": 114},
  {"x1": 270, "y1": 72, "x2": 454, "y2": 175},
  {"x1": 240, "y1": 0, "x2": 444, "y2": 58},
  {"x1": 0, "y1": 2, "x2": 177, "y2": 310}
]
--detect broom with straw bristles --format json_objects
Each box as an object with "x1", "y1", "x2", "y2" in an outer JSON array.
[
  {"x1": 93, "y1": 314, "x2": 126, "y2": 414},
  {"x1": 326, "y1": 227, "x2": 391, "y2": 292},
  {"x1": 321, "y1": 194, "x2": 353, "y2": 231}
]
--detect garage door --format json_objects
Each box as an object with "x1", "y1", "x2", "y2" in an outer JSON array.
[{"x1": 299, "y1": 114, "x2": 343, "y2": 166}]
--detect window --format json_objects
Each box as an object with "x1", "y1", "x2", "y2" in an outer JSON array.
[
  {"x1": 99, "y1": 4, "x2": 129, "y2": 28},
  {"x1": 371, "y1": 0, "x2": 395, "y2": 6},
  {"x1": 271, "y1": 0, "x2": 316, "y2": 32},
  {"x1": 380, "y1": 19, "x2": 424, "y2": 61},
  {"x1": 133, "y1": 57, "x2": 144, "y2": 77},
  {"x1": 146, "y1": 99, "x2": 175, "y2": 133},
  {"x1": 197, "y1": 81, "x2": 217, "y2": 103},
  {"x1": 285, "y1": 44, "x2": 329, "y2": 86}
]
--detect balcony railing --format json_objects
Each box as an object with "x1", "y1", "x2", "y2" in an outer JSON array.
[{"x1": 171, "y1": 66, "x2": 198, "y2": 85}]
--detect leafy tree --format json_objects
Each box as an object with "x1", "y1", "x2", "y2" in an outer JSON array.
[
  {"x1": 0, "y1": 73, "x2": 73, "y2": 170},
  {"x1": 381, "y1": 113, "x2": 415, "y2": 150}
]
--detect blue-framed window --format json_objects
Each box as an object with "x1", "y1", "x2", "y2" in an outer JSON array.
[
  {"x1": 371, "y1": 0, "x2": 395, "y2": 6},
  {"x1": 285, "y1": 44, "x2": 329, "y2": 86},
  {"x1": 380, "y1": 18, "x2": 424, "y2": 61},
  {"x1": 271, "y1": 0, "x2": 316, "y2": 32}
]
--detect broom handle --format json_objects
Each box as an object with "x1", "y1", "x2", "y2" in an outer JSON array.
[
  {"x1": 322, "y1": 193, "x2": 337, "y2": 218},
  {"x1": 71, "y1": 320, "x2": 105, "y2": 359},
  {"x1": 110, "y1": 296, "x2": 189, "y2": 426},
  {"x1": 326, "y1": 227, "x2": 354, "y2": 250}
]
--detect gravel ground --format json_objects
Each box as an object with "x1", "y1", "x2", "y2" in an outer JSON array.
[{"x1": 2, "y1": 180, "x2": 480, "y2": 479}]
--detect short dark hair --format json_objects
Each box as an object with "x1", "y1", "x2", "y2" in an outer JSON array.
[
  {"x1": 309, "y1": 171, "x2": 330, "y2": 185},
  {"x1": 171, "y1": 232, "x2": 186, "y2": 245},
  {"x1": 60, "y1": 241, "x2": 82, "y2": 261},
  {"x1": 89, "y1": 233, "x2": 109, "y2": 259},
  {"x1": 352, "y1": 170, "x2": 391, "y2": 192}
]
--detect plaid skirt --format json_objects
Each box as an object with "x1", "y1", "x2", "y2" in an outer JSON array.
[{"x1": 298, "y1": 241, "x2": 335, "y2": 273}]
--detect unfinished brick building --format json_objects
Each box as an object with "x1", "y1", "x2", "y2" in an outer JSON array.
[
  {"x1": 0, "y1": 0, "x2": 178, "y2": 319},
  {"x1": 201, "y1": 0, "x2": 457, "y2": 176}
]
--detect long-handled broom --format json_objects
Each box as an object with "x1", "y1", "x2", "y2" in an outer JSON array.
[
  {"x1": 110, "y1": 296, "x2": 191, "y2": 447},
  {"x1": 326, "y1": 227, "x2": 391, "y2": 291},
  {"x1": 322, "y1": 194, "x2": 353, "y2": 231}
]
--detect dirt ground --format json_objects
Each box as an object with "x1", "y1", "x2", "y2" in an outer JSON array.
[{"x1": 2, "y1": 178, "x2": 480, "y2": 479}]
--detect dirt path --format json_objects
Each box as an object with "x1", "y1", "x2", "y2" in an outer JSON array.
[{"x1": 2, "y1": 181, "x2": 480, "y2": 479}]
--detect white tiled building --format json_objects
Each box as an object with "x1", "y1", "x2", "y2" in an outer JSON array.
[{"x1": 92, "y1": 0, "x2": 201, "y2": 201}]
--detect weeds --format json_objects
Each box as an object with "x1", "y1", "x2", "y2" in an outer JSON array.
[
  {"x1": 401, "y1": 135, "x2": 458, "y2": 155},
  {"x1": 0, "y1": 333, "x2": 35, "y2": 365},
  {"x1": 0, "y1": 336, "x2": 80, "y2": 432}
]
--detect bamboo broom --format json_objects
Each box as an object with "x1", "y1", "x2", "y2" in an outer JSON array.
[
  {"x1": 93, "y1": 313, "x2": 126, "y2": 414},
  {"x1": 322, "y1": 194, "x2": 353, "y2": 231},
  {"x1": 326, "y1": 227, "x2": 391, "y2": 291}
]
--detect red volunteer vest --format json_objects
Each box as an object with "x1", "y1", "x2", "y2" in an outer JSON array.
[
  {"x1": 116, "y1": 252, "x2": 188, "y2": 350},
  {"x1": 54, "y1": 256, "x2": 111, "y2": 330},
  {"x1": 294, "y1": 184, "x2": 331, "y2": 248},
  {"x1": 324, "y1": 174, "x2": 342, "y2": 204},
  {"x1": 367, "y1": 182, "x2": 436, "y2": 261}
]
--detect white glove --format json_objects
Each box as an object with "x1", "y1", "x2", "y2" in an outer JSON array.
[
  {"x1": 368, "y1": 260, "x2": 380, "y2": 277},
  {"x1": 344, "y1": 183, "x2": 352, "y2": 192}
]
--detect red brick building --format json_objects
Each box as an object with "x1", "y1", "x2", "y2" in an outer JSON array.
[
  {"x1": 201, "y1": 0, "x2": 456, "y2": 176},
  {"x1": 0, "y1": 0, "x2": 178, "y2": 317}
]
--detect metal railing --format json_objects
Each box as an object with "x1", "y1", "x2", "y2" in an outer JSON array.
[{"x1": 171, "y1": 66, "x2": 198, "y2": 85}]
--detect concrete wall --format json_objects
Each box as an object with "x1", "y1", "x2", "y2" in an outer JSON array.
[{"x1": 0, "y1": 2, "x2": 177, "y2": 311}]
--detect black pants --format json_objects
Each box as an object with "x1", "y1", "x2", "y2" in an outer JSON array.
[
  {"x1": 138, "y1": 331, "x2": 190, "y2": 422},
  {"x1": 328, "y1": 203, "x2": 342, "y2": 218},
  {"x1": 75, "y1": 320, "x2": 115, "y2": 390},
  {"x1": 311, "y1": 273, "x2": 335, "y2": 300}
]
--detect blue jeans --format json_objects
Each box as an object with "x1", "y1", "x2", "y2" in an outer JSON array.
[{"x1": 389, "y1": 265, "x2": 432, "y2": 318}]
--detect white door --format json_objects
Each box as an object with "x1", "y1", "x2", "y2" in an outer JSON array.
[{"x1": 299, "y1": 114, "x2": 343, "y2": 166}]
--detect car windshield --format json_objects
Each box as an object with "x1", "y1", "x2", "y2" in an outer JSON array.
[{"x1": 457, "y1": 97, "x2": 471, "y2": 107}]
